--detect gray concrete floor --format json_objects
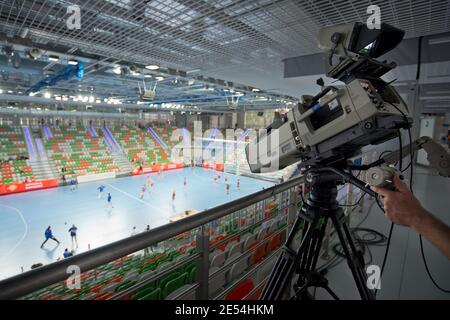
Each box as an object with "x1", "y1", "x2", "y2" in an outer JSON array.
[{"x1": 313, "y1": 165, "x2": 450, "y2": 300}]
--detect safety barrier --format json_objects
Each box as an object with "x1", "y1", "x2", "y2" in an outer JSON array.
[
  {"x1": 76, "y1": 172, "x2": 116, "y2": 184},
  {"x1": 131, "y1": 162, "x2": 185, "y2": 175},
  {"x1": 0, "y1": 175, "x2": 304, "y2": 300},
  {"x1": 0, "y1": 178, "x2": 59, "y2": 195}
]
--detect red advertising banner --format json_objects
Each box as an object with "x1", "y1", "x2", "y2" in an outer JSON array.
[
  {"x1": 202, "y1": 162, "x2": 224, "y2": 171},
  {"x1": 0, "y1": 178, "x2": 59, "y2": 195},
  {"x1": 132, "y1": 163, "x2": 185, "y2": 175}
]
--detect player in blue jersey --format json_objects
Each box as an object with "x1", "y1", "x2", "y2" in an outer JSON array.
[
  {"x1": 107, "y1": 192, "x2": 114, "y2": 208},
  {"x1": 63, "y1": 248, "x2": 73, "y2": 259},
  {"x1": 40, "y1": 226, "x2": 60, "y2": 248},
  {"x1": 68, "y1": 224, "x2": 78, "y2": 248},
  {"x1": 69, "y1": 179, "x2": 77, "y2": 192},
  {"x1": 97, "y1": 184, "x2": 105, "y2": 199}
]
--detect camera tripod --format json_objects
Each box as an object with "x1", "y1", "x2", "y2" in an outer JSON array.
[{"x1": 261, "y1": 166, "x2": 377, "y2": 300}]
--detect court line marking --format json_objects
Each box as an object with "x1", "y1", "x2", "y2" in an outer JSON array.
[
  {"x1": 0, "y1": 204, "x2": 28, "y2": 259},
  {"x1": 191, "y1": 167, "x2": 273, "y2": 186},
  {"x1": 104, "y1": 183, "x2": 170, "y2": 213}
]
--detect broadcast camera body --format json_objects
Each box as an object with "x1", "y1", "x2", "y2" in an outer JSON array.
[
  {"x1": 247, "y1": 22, "x2": 411, "y2": 173},
  {"x1": 251, "y1": 22, "x2": 450, "y2": 301}
]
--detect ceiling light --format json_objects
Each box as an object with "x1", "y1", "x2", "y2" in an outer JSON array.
[
  {"x1": 144, "y1": 74, "x2": 152, "y2": 78},
  {"x1": 145, "y1": 65, "x2": 159, "y2": 70},
  {"x1": 68, "y1": 59, "x2": 78, "y2": 65},
  {"x1": 252, "y1": 88, "x2": 260, "y2": 92},
  {"x1": 44, "y1": 92, "x2": 51, "y2": 98},
  {"x1": 112, "y1": 66, "x2": 121, "y2": 74},
  {"x1": 28, "y1": 48, "x2": 42, "y2": 60},
  {"x1": 48, "y1": 55, "x2": 59, "y2": 62},
  {"x1": 7, "y1": 90, "x2": 13, "y2": 94},
  {"x1": 186, "y1": 69, "x2": 201, "y2": 74},
  {"x1": 155, "y1": 76, "x2": 164, "y2": 81},
  {"x1": 0, "y1": 89, "x2": 3, "y2": 94},
  {"x1": 88, "y1": 96, "x2": 95, "y2": 103}
]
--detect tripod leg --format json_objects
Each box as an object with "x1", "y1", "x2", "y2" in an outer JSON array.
[
  {"x1": 324, "y1": 285, "x2": 340, "y2": 300},
  {"x1": 261, "y1": 207, "x2": 320, "y2": 300},
  {"x1": 296, "y1": 216, "x2": 328, "y2": 288},
  {"x1": 341, "y1": 220, "x2": 375, "y2": 300},
  {"x1": 330, "y1": 213, "x2": 375, "y2": 300}
]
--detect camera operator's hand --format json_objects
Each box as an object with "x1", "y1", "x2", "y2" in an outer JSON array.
[
  {"x1": 372, "y1": 175, "x2": 428, "y2": 229},
  {"x1": 372, "y1": 175, "x2": 450, "y2": 260}
]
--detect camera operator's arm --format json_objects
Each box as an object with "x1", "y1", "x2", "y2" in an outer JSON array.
[{"x1": 373, "y1": 175, "x2": 450, "y2": 260}]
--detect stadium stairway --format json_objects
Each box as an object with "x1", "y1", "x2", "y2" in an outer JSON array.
[
  {"x1": 102, "y1": 127, "x2": 133, "y2": 176},
  {"x1": 111, "y1": 151, "x2": 133, "y2": 176},
  {"x1": 24, "y1": 128, "x2": 59, "y2": 181},
  {"x1": 22, "y1": 126, "x2": 38, "y2": 161}
]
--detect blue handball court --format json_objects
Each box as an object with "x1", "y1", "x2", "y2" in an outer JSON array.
[{"x1": 0, "y1": 167, "x2": 272, "y2": 280}]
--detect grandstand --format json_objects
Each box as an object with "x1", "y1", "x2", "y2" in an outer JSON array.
[
  {"x1": 111, "y1": 125, "x2": 170, "y2": 167},
  {"x1": 45, "y1": 125, "x2": 119, "y2": 180},
  {"x1": 0, "y1": 125, "x2": 35, "y2": 185}
]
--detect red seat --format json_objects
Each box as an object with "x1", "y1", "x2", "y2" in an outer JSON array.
[
  {"x1": 89, "y1": 284, "x2": 103, "y2": 293},
  {"x1": 93, "y1": 292, "x2": 113, "y2": 300},
  {"x1": 251, "y1": 243, "x2": 267, "y2": 265},
  {"x1": 269, "y1": 233, "x2": 282, "y2": 252},
  {"x1": 245, "y1": 240, "x2": 259, "y2": 251},
  {"x1": 248, "y1": 286, "x2": 264, "y2": 300},
  {"x1": 225, "y1": 279, "x2": 254, "y2": 300}
]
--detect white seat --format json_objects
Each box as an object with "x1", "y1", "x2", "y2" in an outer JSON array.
[
  {"x1": 243, "y1": 234, "x2": 257, "y2": 250},
  {"x1": 208, "y1": 267, "x2": 226, "y2": 298},
  {"x1": 256, "y1": 257, "x2": 277, "y2": 283},
  {"x1": 210, "y1": 251, "x2": 226, "y2": 268},
  {"x1": 226, "y1": 255, "x2": 249, "y2": 283},
  {"x1": 100, "y1": 282, "x2": 119, "y2": 293},
  {"x1": 226, "y1": 241, "x2": 243, "y2": 259},
  {"x1": 122, "y1": 272, "x2": 139, "y2": 283}
]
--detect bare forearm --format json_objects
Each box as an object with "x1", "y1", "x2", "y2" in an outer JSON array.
[{"x1": 413, "y1": 210, "x2": 450, "y2": 260}]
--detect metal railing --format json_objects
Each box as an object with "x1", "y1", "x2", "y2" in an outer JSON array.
[{"x1": 0, "y1": 175, "x2": 304, "y2": 300}]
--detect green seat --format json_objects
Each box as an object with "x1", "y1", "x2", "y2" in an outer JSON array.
[
  {"x1": 132, "y1": 285, "x2": 155, "y2": 300},
  {"x1": 162, "y1": 273, "x2": 187, "y2": 299},
  {"x1": 184, "y1": 261, "x2": 196, "y2": 275},
  {"x1": 169, "y1": 251, "x2": 181, "y2": 260},
  {"x1": 115, "y1": 280, "x2": 137, "y2": 292},
  {"x1": 159, "y1": 272, "x2": 181, "y2": 292},
  {"x1": 138, "y1": 288, "x2": 161, "y2": 300},
  {"x1": 188, "y1": 266, "x2": 196, "y2": 284},
  {"x1": 140, "y1": 262, "x2": 157, "y2": 273}
]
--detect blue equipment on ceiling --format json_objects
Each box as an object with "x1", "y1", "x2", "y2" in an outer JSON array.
[{"x1": 25, "y1": 62, "x2": 84, "y2": 94}]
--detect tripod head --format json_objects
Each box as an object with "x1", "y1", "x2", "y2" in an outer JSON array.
[{"x1": 300, "y1": 162, "x2": 377, "y2": 199}]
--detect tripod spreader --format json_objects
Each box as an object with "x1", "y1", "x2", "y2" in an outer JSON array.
[{"x1": 260, "y1": 166, "x2": 376, "y2": 300}]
